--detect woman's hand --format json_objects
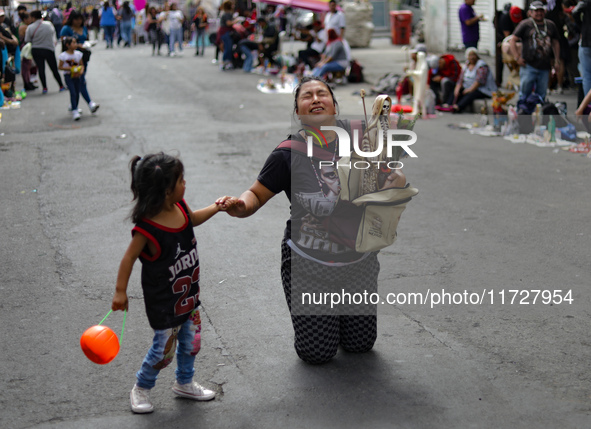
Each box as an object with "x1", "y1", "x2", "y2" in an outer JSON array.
[{"x1": 379, "y1": 169, "x2": 406, "y2": 190}]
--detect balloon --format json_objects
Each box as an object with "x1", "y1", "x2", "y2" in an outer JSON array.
[{"x1": 80, "y1": 325, "x2": 120, "y2": 365}]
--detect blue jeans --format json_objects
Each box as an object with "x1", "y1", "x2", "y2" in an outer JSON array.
[
  {"x1": 195, "y1": 29, "x2": 206, "y2": 53},
  {"x1": 120, "y1": 20, "x2": 132, "y2": 45},
  {"x1": 240, "y1": 44, "x2": 254, "y2": 71},
  {"x1": 579, "y1": 46, "x2": 591, "y2": 96},
  {"x1": 136, "y1": 310, "x2": 202, "y2": 389},
  {"x1": 312, "y1": 61, "x2": 345, "y2": 78},
  {"x1": 103, "y1": 25, "x2": 115, "y2": 47},
  {"x1": 64, "y1": 74, "x2": 91, "y2": 110},
  {"x1": 519, "y1": 64, "x2": 550, "y2": 102},
  {"x1": 169, "y1": 27, "x2": 183, "y2": 53},
  {"x1": 221, "y1": 31, "x2": 233, "y2": 63}
]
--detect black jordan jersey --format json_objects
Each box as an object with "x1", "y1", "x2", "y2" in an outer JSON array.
[{"x1": 133, "y1": 199, "x2": 200, "y2": 330}]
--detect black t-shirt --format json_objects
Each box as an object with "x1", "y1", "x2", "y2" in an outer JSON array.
[
  {"x1": 220, "y1": 12, "x2": 233, "y2": 30},
  {"x1": 257, "y1": 119, "x2": 368, "y2": 264},
  {"x1": 499, "y1": 12, "x2": 515, "y2": 36},
  {"x1": 0, "y1": 23, "x2": 17, "y2": 55},
  {"x1": 513, "y1": 18, "x2": 559, "y2": 70}
]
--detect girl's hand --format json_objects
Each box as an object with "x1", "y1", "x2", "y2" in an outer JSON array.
[{"x1": 112, "y1": 291, "x2": 128, "y2": 311}]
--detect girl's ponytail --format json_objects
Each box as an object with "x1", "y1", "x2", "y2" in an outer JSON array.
[{"x1": 129, "y1": 155, "x2": 142, "y2": 200}]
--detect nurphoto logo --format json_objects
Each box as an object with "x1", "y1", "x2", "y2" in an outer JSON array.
[{"x1": 305, "y1": 125, "x2": 418, "y2": 170}]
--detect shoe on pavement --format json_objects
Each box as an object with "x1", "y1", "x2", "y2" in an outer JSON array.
[
  {"x1": 130, "y1": 384, "x2": 154, "y2": 414},
  {"x1": 172, "y1": 381, "x2": 215, "y2": 401},
  {"x1": 89, "y1": 101, "x2": 100, "y2": 113},
  {"x1": 42, "y1": 88, "x2": 48, "y2": 94},
  {"x1": 72, "y1": 110, "x2": 81, "y2": 121},
  {"x1": 59, "y1": 86, "x2": 67, "y2": 92}
]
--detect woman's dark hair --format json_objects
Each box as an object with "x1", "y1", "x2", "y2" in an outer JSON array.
[
  {"x1": 123, "y1": 1, "x2": 131, "y2": 14},
  {"x1": 293, "y1": 76, "x2": 339, "y2": 116},
  {"x1": 129, "y1": 153, "x2": 184, "y2": 223},
  {"x1": 30, "y1": 10, "x2": 42, "y2": 20},
  {"x1": 66, "y1": 10, "x2": 84, "y2": 27},
  {"x1": 21, "y1": 12, "x2": 30, "y2": 21}
]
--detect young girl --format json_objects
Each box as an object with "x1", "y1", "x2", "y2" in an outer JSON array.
[
  {"x1": 58, "y1": 37, "x2": 99, "y2": 121},
  {"x1": 112, "y1": 153, "x2": 235, "y2": 414}
]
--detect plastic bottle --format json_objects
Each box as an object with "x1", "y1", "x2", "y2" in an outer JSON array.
[
  {"x1": 533, "y1": 104, "x2": 542, "y2": 136},
  {"x1": 548, "y1": 115, "x2": 556, "y2": 142}
]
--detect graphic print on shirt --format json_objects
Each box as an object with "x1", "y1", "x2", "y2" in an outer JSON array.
[
  {"x1": 168, "y1": 237, "x2": 199, "y2": 317},
  {"x1": 294, "y1": 163, "x2": 350, "y2": 255}
]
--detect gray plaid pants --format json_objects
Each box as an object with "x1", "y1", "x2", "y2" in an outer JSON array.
[{"x1": 280, "y1": 239, "x2": 379, "y2": 364}]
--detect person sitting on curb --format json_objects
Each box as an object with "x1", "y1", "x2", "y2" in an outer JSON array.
[
  {"x1": 430, "y1": 53, "x2": 461, "y2": 108},
  {"x1": 311, "y1": 28, "x2": 347, "y2": 80},
  {"x1": 451, "y1": 47, "x2": 497, "y2": 113}
]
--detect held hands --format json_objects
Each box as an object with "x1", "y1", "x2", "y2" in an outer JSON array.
[
  {"x1": 216, "y1": 196, "x2": 244, "y2": 217},
  {"x1": 112, "y1": 290, "x2": 128, "y2": 311}
]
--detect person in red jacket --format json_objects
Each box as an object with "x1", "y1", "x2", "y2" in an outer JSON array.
[{"x1": 430, "y1": 53, "x2": 462, "y2": 107}]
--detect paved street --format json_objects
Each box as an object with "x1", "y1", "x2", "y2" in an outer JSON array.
[{"x1": 1, "y1": 38, "x2": 590, "y2": 428}]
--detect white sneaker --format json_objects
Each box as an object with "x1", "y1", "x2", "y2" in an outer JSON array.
[
  {"x1": 72, "y1": 110, "x2": 81, "y2": 121},
  {"x1": 130, "y1": 384, "x2": 154, "y2": 413},
  {"x1": 172, "y1": 381, "x2": 215, "y2": 401},
  {"x1": 89, "y1": 101, "x2": 100, "y2": 114}
]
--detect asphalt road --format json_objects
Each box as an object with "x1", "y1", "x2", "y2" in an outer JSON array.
[{"x1": 1, "y1": 39, "x2": 590, "y2": 429}]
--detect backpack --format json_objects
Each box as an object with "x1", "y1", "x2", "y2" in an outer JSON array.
[{"x1": 348, "y1": 60, "x2": 364, "y2": 83}]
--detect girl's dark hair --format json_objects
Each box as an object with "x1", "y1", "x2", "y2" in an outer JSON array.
[
  {"x1": 129, "y1": 153, "x2": 184, "y2": 224},
  {"x1": 123, "y1": 1, "x2": 131, "y2": 14},
  {"x1": 66, "y1": 10, "x2": 83, "y2": 27},
  {"x1": 293, "y1": 76, "x2": 339, "y2": 116},
  {"x1": 63, "y1": 36, "x2": 77, "y2": 48}
]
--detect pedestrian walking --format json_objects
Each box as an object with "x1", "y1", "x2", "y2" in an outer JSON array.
[
  {"x1": 24, "y1": 10, "x2": 65, "y2": 94},
  {"x1": 57, "y1": 37, "x2": 99, "y2": 120},
  {"x1": 192, "y1": 7, "x2": 208, "y2": 56},
  {"x1": 111, "y1": 153, "x2": 235, "y2": 414},
  {"x1": 117, "y1": 1, "x2": 134, "y2": 48},
  {"x1": 166, "y1": 3, "x2": 185, "y2": 56},
  {"x1": 100, "y1": 0, "x2": 117, "y2": 49}
]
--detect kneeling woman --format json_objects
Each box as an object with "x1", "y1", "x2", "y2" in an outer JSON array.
[
  {"x1": 452, "y1": 47, "x2": 497, "y2": 113},
  {"x1": 217, "y1": 77, "x2": 405, "y2": 364}
]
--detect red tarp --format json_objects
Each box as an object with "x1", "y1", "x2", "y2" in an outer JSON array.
[{"x1": 254, "y1": 0, "x2": 331, "y2": 13}]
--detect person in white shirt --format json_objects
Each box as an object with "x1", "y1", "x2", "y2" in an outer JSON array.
[
  {"x1": 167, "y1": 3, "x2": 185, "y2": 56},
  {"x1": 323, "y1": 0, "x2": 350, "y2": 61}
]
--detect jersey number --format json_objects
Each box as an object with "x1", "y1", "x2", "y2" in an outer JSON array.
[{"x1": 172, "y1": 266, "x2": 200, "y2": 316}]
